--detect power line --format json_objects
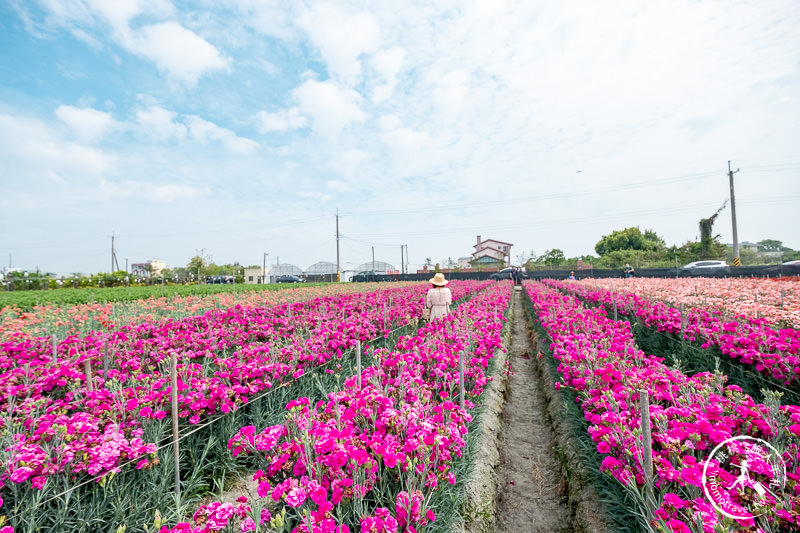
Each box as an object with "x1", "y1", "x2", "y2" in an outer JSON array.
[
  {"x1": 346, "y1": 200, "x2": 733, "y2": 239},
  {"x1": 341, "y1": 169, "x2": 722, "y2": 217}
]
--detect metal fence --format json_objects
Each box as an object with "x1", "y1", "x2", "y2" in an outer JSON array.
[
  {"x1": 352, "y1": 264, "x2": 800, "y2": 282},
  {"x1": 5, "y1": 264, "x2": 798, "y2": 291}
]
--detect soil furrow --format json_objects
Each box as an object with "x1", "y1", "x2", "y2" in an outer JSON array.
[{"x1": 497, "y1": 289, "x2": 573, "y2": 533}]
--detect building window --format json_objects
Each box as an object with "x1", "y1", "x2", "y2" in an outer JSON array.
[{"x1": 248, "y1": 276, "x2": 253, "y2": 281}]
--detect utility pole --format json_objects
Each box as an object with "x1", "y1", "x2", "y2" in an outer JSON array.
[
  {"x1": 111, "y1": 233, "x2": 119, "y2": 273},
  {"x1": 372, "y1": 247, "x2": 375, "y2": 273},
  {"x1": 263, "y1": 252, "x2": 268, "y2": 284},
  {"x1": 336, "y1": 209, "x2": 340, "y2": 282},
  {"x1": 400, "y1": 245, "x2": 404, "y2": 275},
  {"x1": 728, "y1": 160, "x2": 741, "y2": 267}
]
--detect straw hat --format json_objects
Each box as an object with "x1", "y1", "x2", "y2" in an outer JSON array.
[{"x1": 429, "y1": 272, "x2": 449, "y2": 286}]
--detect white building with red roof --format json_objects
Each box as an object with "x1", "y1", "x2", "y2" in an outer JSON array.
[{"x1": 471, "y1": 235, "x2": 512, "y2": 267}]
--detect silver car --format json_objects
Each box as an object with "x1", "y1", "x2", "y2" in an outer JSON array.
[{"x1": 679, "y1": 260, "x2": 731, "y2": 277}]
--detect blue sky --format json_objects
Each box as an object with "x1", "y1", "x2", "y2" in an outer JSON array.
[{"x1": 1, "y1": 0, "x2": 799, "y2": 275}]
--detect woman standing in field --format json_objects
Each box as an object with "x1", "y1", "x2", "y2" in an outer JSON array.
[{"x1": 425, "y1": 272, "x2": 452, "y2": 320}]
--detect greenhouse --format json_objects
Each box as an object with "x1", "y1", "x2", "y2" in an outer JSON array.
[
  {"x1": 304, "y1": 261, "x2": 338, "y2": 282},
  {"x1": 354, "y1": 260, "x2": 397, "y2": 274},
  {"x1": 269, "y1": 263, "x2": 302, "y2": 282}
]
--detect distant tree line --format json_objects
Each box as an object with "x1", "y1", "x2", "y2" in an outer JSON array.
[
  {"x1": 1, "y1": 253, "x2": 258, "y2": 291},
  {"x1": 510, "y1": 227, "x2": 799, "y2": 271},
  {"x1": 5, "y1": 227, "x2": 798, "y2": 291}
]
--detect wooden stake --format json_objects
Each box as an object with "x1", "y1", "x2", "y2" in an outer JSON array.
[
  {"x1": 639, "y1": 390, "x2": 654, "y2": 513},
  {"x1": 459, "y1": 351, "x2": 465, "y2": 409},
  {"x1": 679, "y1": 303, "x2": 686, "y2": 337},
  {"x1": 51, "y1": 335, "x2": 57, "y2": 361},
  {"x1": 613, "y1": 300, "x2": 618, "y2": 321},
  {"x1": 781, "y1": 289, "x2": 785, "y2": 308},
  {"x1": 170, "y1": 351, "x2": 181, "y2": 496},
  {"x1": 84, "y1": 359, "x2": 94, "y2": 392},
  {"x1": 103, "y1": 339, "x2": 110, "y2": 385},
  {"x1": 356, "y1": 341, "x2": 362, "y2": 389}
]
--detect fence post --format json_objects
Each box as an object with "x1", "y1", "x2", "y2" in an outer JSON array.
[
  {"x1": 83, "y1": 359, "x2": 94, "y2": 392},
  {"x1": 639, "y1": 390, "x2": 654, "y2": 514},
  {"x1": 356, "y1": 341, "x2": 362, "y2": 389},
  {"x1": 170, "y1": 350, "x2": 181, "y2": 496},
  {"x1": 103, "y1": 339, "x2": 110, "y2": 385},
  {"x1": 459, "y1": 351, "x2": 465, "y2": 409}
]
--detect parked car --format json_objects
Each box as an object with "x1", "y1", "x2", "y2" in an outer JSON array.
[
  {"x1": 206, "y1": 275, "x2": 235, "y2": 284},
  {"x1": 764, "y1": 259, "x2": 800, "y2": 276},
  {"x1": 678, "y1": 260, "x2": 731, "y2": 277},
  {"x1": 351, "y1": 271, "x2": 391, "y2": 282},
  {"x1": 275, "y1": 275, "x2": 304, "y2": 283},
  {"x1": 489, "y1": 268, "x2": 528, "y2": 281}
]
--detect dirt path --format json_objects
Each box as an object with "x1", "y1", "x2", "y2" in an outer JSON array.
[{"x1": 496, "y1": 289, "x2": 573, "y2": 533}]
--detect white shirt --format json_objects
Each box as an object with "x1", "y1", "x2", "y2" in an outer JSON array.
[{"x1": 425, "y1": 287, "x2": 452, "y2": 319}]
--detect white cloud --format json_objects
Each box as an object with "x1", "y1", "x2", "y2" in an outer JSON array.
[
  {"x1": 149, "y1": 182, "x2": 201, "y2": 203},
  {"x1": 125, "y1": 22, "x2": 229, "y2": 85},
  {"x1": 370, "y1": 46, "x2": 404, "y2": 104},
  {"x1": 84, "y1": 0, "x2": 174, "y2": 29},
  {"x1": 230, "y1": 0, "x2": 296, "y2": 41},
  {"x1": 99, "y1": 178, "x2": 201, "y2": 203},
  {"x1": 0, "y1": 112, "x2": 115, "y2": 186},
  {"x1": 430, "y1": 69, "x2": 472, "y2": 125},
  {"x1": 379, "y1": 115, "x2": 430, "y2": 153},
  {"x1": 377, "y1": 115, "x2": 435, "y2": 177},
  {"x1": 29, "y1": 1, "x2": 224, "y2": 85},
  {"x1": 135, "y1": 105, "x2": 187, "y2": 141},
  {"x1": 298, "y1": 190, "x2": 332, "y2": 203},
  {"x1": 185, "y1": 115, "x2": 259, "y2": 154},
  {"x1": 256, "y1": 108, "x2": 308, "y2": 133},
  {"x1": 298, "y1": 3, "x2": 380, "y2": 85},
  {"x1": 293, "y1": 79, "x2": 366, "y2": 138},
  {"x1": 55, "y1": 105, "x2": 119, "y2": 143}
]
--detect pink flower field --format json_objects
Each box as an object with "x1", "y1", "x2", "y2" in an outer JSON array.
[
  {"x1": 527, "y1": 281, "x2": 800, "y2": 532},
  {"x1": 547, "y1": 279, "x2": 800, "y2": 387},
  {"x1": 0, "y1": 284, "x2": 398, "y2": 342},
  {"x1": 0, "y1": 281, "x2": 490, "y2": 527},
  {"x1": 6, "y1": 275, "x2": 799, "y2": 533},
  {"x1": 161, "y1": 281, "x2": 510, "y2": 533},
  {"x1": 579, "y1": 277, "x2": 800, "y2": 328}
]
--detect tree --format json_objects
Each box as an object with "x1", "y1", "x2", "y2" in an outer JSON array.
[
  {"x1": 538, "y1": 249, "x2": 566, "y2": 266},
  {"x1": 187, "y1": 255, "x2": 206, "y2": 281},
  {"x1": 757, "y1": 239, "x2": 791, "y2": 252},
  {"x1": 643, "y1": 229, "x2": 665, "y2": 248},
  {"x1": 698, "y1": 203, "x2": 727, "y2": 259},
  {"x1": 595, "y1": 227, "x2": 665, "y2": 256}
]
